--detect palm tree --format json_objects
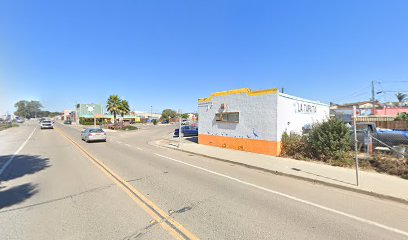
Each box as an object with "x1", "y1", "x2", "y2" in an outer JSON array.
[
  {"x1": 119, "y1": 99, "x2": 130, "y2": 127},
  {"x1": 106, "y1": 95, "x2": 121, "y2": 126},
  {"x1": 396, "y1": 92, "x2": 407, "y2": 106},
  {"x1": 119, "y1": 100, "x2": 130, "y2": 117}
]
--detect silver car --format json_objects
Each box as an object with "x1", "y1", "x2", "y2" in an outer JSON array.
[{"x1": 81, "y1": 128, "x2": 107, "y2": 142}]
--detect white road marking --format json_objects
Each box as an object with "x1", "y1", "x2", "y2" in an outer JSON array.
[
  {"x1": 154, "y1": 153, "x2": 408, "y2": 237},
  {"x1": 123, "y1": 143, "x2": 143, "y2": 150},
  {"x1": 0, "y1": 127, "x2": 37, "y2": 176}
]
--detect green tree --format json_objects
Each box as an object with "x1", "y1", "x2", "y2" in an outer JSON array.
[
  {"x1": 14, "y1": 100, "x2": 29, "y2": 118},
  {"x1": 161, "y1": 109, "x2": 177, "y2": 121},
  {"x1": 396, "y1": 92, "x2": 407, "y2": 106},
  {"x1": 395, "y1": 112, "x2": 408, "y2": 120},
  {"x1": 152, "y1": 119, "x2": 158, "y2": 125},
  {"x1": 14, "y1": 100, "x2": 43, "y2": 119},
  {"x1": 106, "y1": 95, "x2": 121, "y2": 125},
  {"x1": 307, "y1": 118, "x2": 351, "y2": 162},
  {"x1": 27, "y1": 101, "x2": 43, "y2": 118},
  {"x1": 119, "y1": 99, "x2": 130, "y2": 117},
  {"x1": 181, "y1": 113, "x2": 189, "y2": 119},
  {"x1": 118, "y1": 99, "x2": 131, "y2": 127}
]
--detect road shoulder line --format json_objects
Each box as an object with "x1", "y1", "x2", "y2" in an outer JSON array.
[
  {"x1": 154, "y1": 153, "x2": 408, "y2": 238},
  {"x1": 0, "y1": 127, "x2": 36, "y2": 177},
  {"x1": 151, "y1": 139, "x2": 408, "y2": 205}
]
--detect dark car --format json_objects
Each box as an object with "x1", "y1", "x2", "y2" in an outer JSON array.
[
  {"x1": 64, "y1": 120, "x2": 72, "y2": 124},
  {"x1": 351, "y1": 123, "x2": 408, "y2": 147},
  {"x1": 174, "y1": 126, "x2": 198, "y2": 137}
]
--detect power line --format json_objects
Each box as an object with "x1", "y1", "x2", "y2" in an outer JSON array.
[
  {"x1": 378, "y1": 81, "x2": 408, "y2": 83},
  {"x1": 330, "y1": 91, "x2": 370, "y2": 103}
]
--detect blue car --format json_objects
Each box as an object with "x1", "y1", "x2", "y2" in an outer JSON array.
[{"x1": 174, "y1": 126, "x2": 198, "y2": 137}]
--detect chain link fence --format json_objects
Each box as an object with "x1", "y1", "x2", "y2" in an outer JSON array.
[{"x1": 352, "y1": 123, "x2": 408, "y2": 179}]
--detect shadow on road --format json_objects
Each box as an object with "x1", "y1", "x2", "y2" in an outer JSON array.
[
  {"x1": 0, "y1": 155, "x2": 50, "y2": 182},
  {"x1": 0, "y1": 183, "x2": 38, "y2": 209},
  {"x1": 0, "y1": 155, "x2": 49, "y2": 209},
  {"x1": 184, "y1": 136, "x2": 198, "y2": 143}
]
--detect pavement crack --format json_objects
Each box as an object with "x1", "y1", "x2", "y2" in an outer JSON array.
[
  {"x1": 0, "y1": 183, "x2": 115, "y2": 213},
  {"x1": 168, "y1": 196, "x2": 214, "y2": 217},
  {"x1": 120, "y1": 220, "x2": 158, "y2": 240}
]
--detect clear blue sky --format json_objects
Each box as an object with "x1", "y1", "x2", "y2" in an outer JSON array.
[{"x1": 1, "y1": 0, "x2": 408, "y2": 114}]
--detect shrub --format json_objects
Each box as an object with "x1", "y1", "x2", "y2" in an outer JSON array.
[
  {"x1": 395, "y1": 112, "x2": 408, "y2": 121},
  {"x1": 281, "y1": 118, "x2": 353, "y2": 166},
  {"x1": 122, "y1": 125, "x2": 138, "y2": 131},
  {"x1": 307, "y1": 118, "x2": 351, "y2": 162},
  {"x1": 79, "y1": 117, "x2": 104, "y2": 125},
  {"x1": 369, "y1": 156, "x2": 408, "y2": 179},
  {"x1": 281, "y1": 132, "x2": 309, "y2": 159},
  {"x1": 152, "y1": 119, "x2": 158, "y2": 125}
]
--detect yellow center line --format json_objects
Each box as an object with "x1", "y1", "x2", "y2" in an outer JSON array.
[{"x1": 55, "y1": 127, "x2": 199, "y2": 240}]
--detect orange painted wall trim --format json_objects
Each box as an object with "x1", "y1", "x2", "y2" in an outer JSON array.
[{"x1": 198, "y1": 134, "x2": 281, "y2": 156}]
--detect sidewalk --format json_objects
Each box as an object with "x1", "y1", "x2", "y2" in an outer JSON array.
[{"x1": 156, "y1": 138, "x2": 408, "y2": 203}]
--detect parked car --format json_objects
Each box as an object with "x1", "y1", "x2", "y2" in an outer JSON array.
[
  {"x1": 64, "y1": 120, "x2": 72, "y2": 125},
  {"x1": 81, "y1": 128, "x2": 107, "y2": 142},
  {"x1": 351, "y1": 122, "x2": 408, "y2": 147},
  {"x1": 174, "y1": 125, "x2": 198, "y2": 137},
  {"x1": 40, "y1": 120, "x2": 54, "y2": 129},
  {"x1": 16, "y1": 117, "x2": 25, "y2": 123}
]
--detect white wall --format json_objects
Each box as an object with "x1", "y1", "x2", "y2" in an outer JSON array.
[
  {"x1": 276, "y1": 93, "x2": 329, "y2": 141},
  {"x1": 198, "y1": 93, "x2": 278, "y2": 141}
]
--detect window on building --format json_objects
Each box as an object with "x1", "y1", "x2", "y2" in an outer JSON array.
[{"x1": 215, "y1": 112, "x2": 239, "y2": 123}]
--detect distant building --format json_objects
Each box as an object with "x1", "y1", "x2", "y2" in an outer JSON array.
[
  {"x1": 74, "y1": 103, "x2": 103, "y2": 123},
  {"x1": 186, "y1": 113, "x2": 197, "y2": 121},
  {"x1": 63, "y1": 110, "x2": 73, "y2": 120},
  {"x1": 331, "y1": 101, "x2": 408, "y2": 122},
  {"x1": 198, "y1": 88, "x2": 329, "y2": 156}
]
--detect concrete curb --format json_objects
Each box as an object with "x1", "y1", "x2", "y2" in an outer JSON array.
[{"x1": 151, "y1": 139, "x2": 408, "y2": 205}]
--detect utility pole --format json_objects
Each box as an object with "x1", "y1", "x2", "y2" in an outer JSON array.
[{"x1": 371, "y1": 80, "x2": 375, "y2": 115}]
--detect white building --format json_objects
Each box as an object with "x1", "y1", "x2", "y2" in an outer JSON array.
[{"x1": 198, "y1": 88, "x2": 329, "y2": 156}]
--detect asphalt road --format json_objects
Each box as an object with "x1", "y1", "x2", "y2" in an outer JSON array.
[{"x1": 0, "y1": 121, "x2": 407, "y2": 240}]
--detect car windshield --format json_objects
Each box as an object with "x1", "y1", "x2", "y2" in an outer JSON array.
[{"x1": 89, "y1": 129, "x2": 104, "y2": 133}]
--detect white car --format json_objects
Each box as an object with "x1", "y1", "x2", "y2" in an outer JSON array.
[
  {"x1": 40, "y1": 120, "x2": 54, "y2": 129},
  {"x1": 81, "y1": 128, "x2": 107, "y2": 142}
]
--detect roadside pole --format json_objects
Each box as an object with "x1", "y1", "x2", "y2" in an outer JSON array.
[
  {"x1": 178, "y1": 109, "x2": 182, "y2": 148},
  {"x1": 353, "y1": 106, "x2": 360, "y2": 186}
]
